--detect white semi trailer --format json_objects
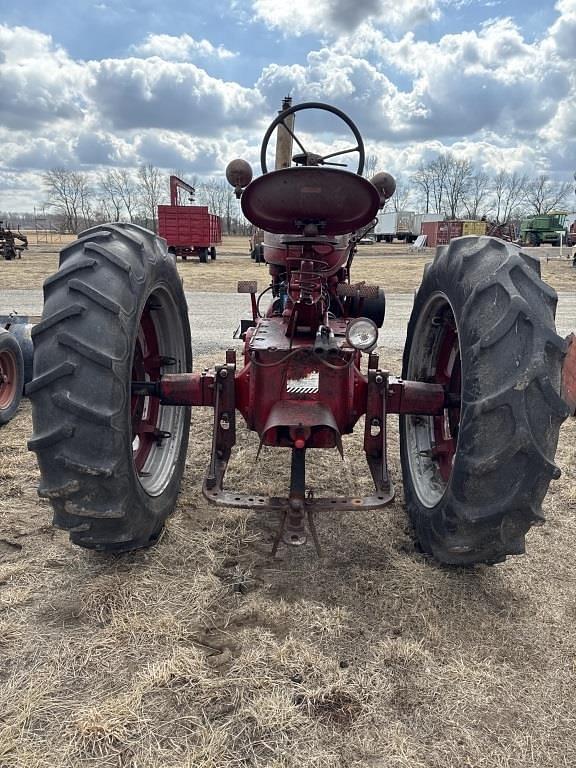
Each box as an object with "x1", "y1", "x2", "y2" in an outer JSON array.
[{"x1": 374, "y1": 211, "x2": 443, "y2": 243}]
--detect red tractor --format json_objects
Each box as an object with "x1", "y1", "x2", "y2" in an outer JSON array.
[{"x1": 28, "y1": 102, "x2": 576, "y2": 565}]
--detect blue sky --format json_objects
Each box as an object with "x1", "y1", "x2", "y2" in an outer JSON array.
[{"x1": 0, "y1": 0, "x2": 574, "y2": 209}]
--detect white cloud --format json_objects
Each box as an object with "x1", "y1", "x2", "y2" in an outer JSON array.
[
  {"x1": 133, "y1": 33, "x2": 237, "y2": 62},
  {"x1": 0, "y1": 25, "x2": 89, "y2": 129},
  {"x1": 88, "y1": 57, "x2": 263, "y2": 134},
  {"x1": 1, "y1": 0, "x2": 576, "y2": 212},
  {"x1": 251, "y1": 0, "x2": 440, "y2": 36},
  {"x1": 547, "y1": 0, "x2": 576, "y2": 58}
]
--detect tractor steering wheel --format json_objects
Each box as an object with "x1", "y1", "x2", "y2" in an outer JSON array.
[{"x1": 260, "y1": 102, "x2": 365, "y2": 176}]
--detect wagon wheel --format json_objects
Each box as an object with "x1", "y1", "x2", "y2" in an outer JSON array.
[
  {"x1": 400, "y1": 237, "x2": 570, "y2": 565},
  {"x1": 0, "y1": 329, "x2": 23, "y2": 425},
  {"x1": 260, "y1": 102, "x2": 365, "y2": 175},
  {"x1": 28, "y1": 223, "x2": 192, "y2": 551}
]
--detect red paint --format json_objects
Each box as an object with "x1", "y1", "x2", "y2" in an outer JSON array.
[
  {"x1": 157, "y1": 206, "x2": 221, "y2": 249},
  {"x1": 0, "y1": 347, "x2": 18, "y2": 409},
  {"x1": 430, "y1": 323, "x2": 461, "y2": 482},
  {"x1": 562, "y1": 334, "x2": 576, "y2": 416},
  {"x1": 421, "y1": 220, "x2": 463, "y2": 247},
  {"x1": 158, "y1": 176, "x2": 221, "y2": 253},
  {"x1": 131, "y1": 304, "x2": 161, "y2": 472}
]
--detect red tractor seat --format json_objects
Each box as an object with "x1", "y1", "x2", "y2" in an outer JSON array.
[{"x1": 241, "y1": 167, "x2": 380, "y2": 236}]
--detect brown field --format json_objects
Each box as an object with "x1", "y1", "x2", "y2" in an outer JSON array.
[
  {"x1": 1, "y1": 237, "x2": 576, "y2": 766},
  {"x1": 2, "y1": 234, "x2": 575, "y2": 293}
]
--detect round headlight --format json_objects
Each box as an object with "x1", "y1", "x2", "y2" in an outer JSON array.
[{"x1": 346, "y1": 317, "x2": 378, "y2": 351}]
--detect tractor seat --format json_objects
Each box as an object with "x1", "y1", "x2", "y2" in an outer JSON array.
[{"x1": 241, "y1": 167, "x2": 380, "y2": 236}]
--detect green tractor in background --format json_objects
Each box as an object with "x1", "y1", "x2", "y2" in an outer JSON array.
[{"x1": 519, "y1": 211, "x2": 572, "y2": 247}]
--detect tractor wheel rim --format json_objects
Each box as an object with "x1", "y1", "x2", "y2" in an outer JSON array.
[
  {"x1": 0, "y1": 348, "x2": 18, "y2": 409},
  {"x1": 131, "y1": 287, "x2": 187, "y2": 497},
  {"x1": 404, "y1": 292, "x2": 462, "y2": 508}
]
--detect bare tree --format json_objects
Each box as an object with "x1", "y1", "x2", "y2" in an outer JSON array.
[
  {"x1": 390, "y1": 175, "x2": 413, "y2": 211},
  {"x1": 429, "y1": 156, "x2": 449, "y2": 215},
  {"x1": 412, "y1": 162, "x2": 434, "y2": 213},
  {"x1": 197, "y1": 177, "x2": 241, "y2": 235},
  {"x1": 99, "y1": 170, "x2": 124, "y2": 221},
  {"x1": 443, "y1": 155, "x2": 473, "y2": 219},
  {"x1": 523, "y1": 174, "x2": 571, "y2": 215},
  {"x1": 43, "y1": 168, "x2": 93, "y2": 233},
  {"x1": 491, "y1": 171, "x2": 528, "y2": 223},
  {"x1": 363, "y1": 152, "x2": 379, "y2": 179},
  {"x1": 115, "y1": 169, "x2": 139, "y2": 222},
  {"x1": 97, "y1": 196, "x2": 114, "y2": 223},
  {"x1": 411, "y1": 154, "x2": 467, "y2": 217},
  {"x1": 462, "y1": 170, "x2": 491, "y2": 219},
  {"x1": 78, "y1": 175, "x2": 94, "y2": 229},
  {"x1": 137, "y1": 164, "x2": 166, "y2": 232}
]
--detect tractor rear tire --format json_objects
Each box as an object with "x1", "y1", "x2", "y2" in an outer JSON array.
[
  {"x1": 28, "y1": 223, "x2": 192, "y2": 552},
  {"x1": 0, "y1": 328, "x2": 23, "y2": 425},
  {"x1": 400, "y1": 236, "x2": 569, "y2": 565}
]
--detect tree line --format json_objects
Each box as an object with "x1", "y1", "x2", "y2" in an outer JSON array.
[
  {"x1": 41, "y1": 156, "x2": 574, "y2": 235},
  {"x1": 41, "y1": 165, "x2": 249, "y2": 235},
  {"x1": 363, "y1": 152, "x2": 573, "y2": 222}
]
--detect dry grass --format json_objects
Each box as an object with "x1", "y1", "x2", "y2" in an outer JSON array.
[
  {"x1": 1, "y1": 339, "x2": 576, "y2": 766},
  {"x1": 2, "y1": 235, "x2": 574, "y2": 293}
]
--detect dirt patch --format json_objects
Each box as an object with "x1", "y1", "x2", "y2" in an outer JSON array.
[
  {"x1": 0, "y1": 230, "x2": 575, "y2": 765},
  {"x1": 2, "y1": 234, "x2": 574, "y2": 293},
  {"x1": 1, "y1": 334, "x2": 576, "y2": 765}
]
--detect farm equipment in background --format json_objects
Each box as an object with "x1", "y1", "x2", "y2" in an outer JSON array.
[
  {"x1": 487, "y1": 221, "x2": 516, "y2": 242},
  {"x1": 0, "y1": 327, "x2": 23, "y2": 426},
  {"x1": 157, "y1": 175, "x2": 222, "y2": 262},
  {"x1": 0, "y1": 313, "x2": 35, "y2": 425},
  {"x1": 249, "y1": 226, "x2": 265, "y2": 262},
  {"x1": 374, "y1": 212, "x2": 446, "y2": 243},
  {"x1": 519, "y1": 212, "x2": 571, "y2": 247},
  {"x1": 28, "y1": 100, "x2": 576, "y2": 566},
  {"x1": 1, "y1": 314, "x2": 35, "y2": 388},
  {"x1": 1, "y1": 222, "x2": 28, "y2": 260},
  {"x1": 0, "y1": 312, "x2": 38, "y2": 426}
]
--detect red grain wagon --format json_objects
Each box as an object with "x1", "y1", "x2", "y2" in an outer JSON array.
[{"x1": 157, "y1": 176, "x2": 222, "y2": 263}]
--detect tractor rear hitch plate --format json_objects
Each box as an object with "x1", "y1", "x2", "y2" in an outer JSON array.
[{"x1": 202, "y1": 485, "x2": 395, "y2": 511}]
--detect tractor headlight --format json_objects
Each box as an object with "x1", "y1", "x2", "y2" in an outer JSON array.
[{"x1": 346, "y1": 317, "x2": 378, "y2": 352}]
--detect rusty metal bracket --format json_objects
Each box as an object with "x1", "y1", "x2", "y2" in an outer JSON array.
[
  {"x1": 202, "y1": 482, "x2": 395, "y2": 513},
  {"x1": 364, "y1": 368, "x2": 393, "y2": 497},
  {"x1": 201, "y1": 357, "x2": 395, "y2": 554},
  {"x1": 204, "y1": 352, "x2": 237, "y2": 491}
]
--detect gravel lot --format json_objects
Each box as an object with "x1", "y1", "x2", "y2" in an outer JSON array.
[{"x1": 1, "y1": 289, "x2": 574, "y2": 356}]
